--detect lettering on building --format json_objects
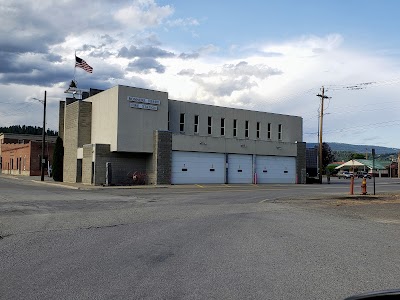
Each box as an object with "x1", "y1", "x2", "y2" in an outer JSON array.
[
  {"x1": 129, "y1": 103, "x2": 158, "y2": 111},
  {"x1": 127, "y1": 96, "x2": 161, "y2": 105}
]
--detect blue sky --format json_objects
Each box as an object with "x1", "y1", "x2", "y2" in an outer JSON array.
[{"x1": 1, "y1": 0, "x2": 400, "y2": 149}]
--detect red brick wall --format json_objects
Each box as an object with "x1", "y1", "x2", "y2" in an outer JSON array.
[
  {"x1": 1, "y1": 141, "x2": 55, "y2": 176},
  {"x1": 1, "y1": 143, "x2": 30, "y2": 175}
]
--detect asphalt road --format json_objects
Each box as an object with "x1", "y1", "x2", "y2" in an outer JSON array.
[{"x1": 1, "y1": 175, "x2": 400, "y2": 300}]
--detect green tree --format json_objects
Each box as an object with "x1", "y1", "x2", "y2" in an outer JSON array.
[
  {"x1": 52, "y1": 136, "x2": 64, "y2": 182},
  {"x1": 322, "y1": 142, "x2": 334, "y2": 169},
  {"x1": 350, "y1": 153, "x2": 365, "y2": 159}
]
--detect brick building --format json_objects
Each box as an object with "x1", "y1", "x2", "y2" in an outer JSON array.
[{"x1": 0, "y1": 133, "x2": 56, "y2": 176}]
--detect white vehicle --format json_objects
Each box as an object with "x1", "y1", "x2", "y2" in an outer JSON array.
[{"x1": 337, "y1": 171, "x2": 353, "y2": 179}]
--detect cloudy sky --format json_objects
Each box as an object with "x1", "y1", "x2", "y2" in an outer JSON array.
[{"x1": 1, "y1": 0, "x2": 400, "y2": 148}]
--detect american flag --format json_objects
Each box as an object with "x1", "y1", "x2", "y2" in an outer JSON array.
[{"x1": 75, "y1": 56, "x2": 93, "y2": 73}]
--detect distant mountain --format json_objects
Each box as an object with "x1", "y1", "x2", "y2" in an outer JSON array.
[{"x1": 306, "y1": 142, "x2": 399, "y2": 155}]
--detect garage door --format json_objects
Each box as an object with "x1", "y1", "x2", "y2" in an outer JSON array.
[
  {"x1": 256, "y1": 156, "x2": 296, "y2": 184},
  {"x1": 227, "y1": 154, "x2": 253, "y2": 184},
  {"x1": 171, "y1": 151, "x2": 225, "y2": 184}
]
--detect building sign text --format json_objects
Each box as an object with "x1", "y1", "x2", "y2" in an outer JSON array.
[
  {"x1": 129, "y1": 103, "x2": 158, "y2": 111},
  {"x1": 127, "y1": 96, "x2": 161, "y2": 105}
]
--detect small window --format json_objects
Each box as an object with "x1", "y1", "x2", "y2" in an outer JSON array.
[
  {"x1": 220, "y1": 118, "x2": 225, "y2": 136},
  {"x1": 256, "y1": 122, "x2": 260, "y2": 139},
  {"x1": 194, "y1": 115, "x2": 199, "y2": 134},
  {"x1": 245, "y1": 120, "x2": 249, "y2": 138},
  {"x1": 208, "y1": 116, "x2": 212, "y2": 135},
  {"x1": 233, "y1": 119, "x2": 237, "y2": 137},
  {"x1": 278, "y1": 124, "x2": 282, "y2": 140},
  {"x1": 168, "y1": 112, "x2": 170, "y2": 131},
  {"x1": 267, "y1": 123, "x2": 271, "y2": 139},
  {"x1": 180, "y1": 113, "x2": 185, "y2": 132}
]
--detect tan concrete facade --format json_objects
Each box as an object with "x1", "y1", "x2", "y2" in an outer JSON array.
[
  {"x1": 63, "y1": 100, "x2": 92, "y2": 183},
  {"x1": 60, "y1": 85, "x2": 305, "y2": 185}
]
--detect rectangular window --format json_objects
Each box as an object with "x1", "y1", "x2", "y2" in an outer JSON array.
[
  {"x1": 267, "y1": 123, "x2": 271, "y2": 139},
  {"x1": 245, "y1": 120, "x2": 249, "y2": 138},
  {"x1": 233, "y1": 119, "x2": 237, "y2": 137},
  {"x1": 208, "y1": 116, "x2": 212, "y2": 135},
  {"x1": 220, "y1": 118, "x2": 225, "y2": 136},
  {"x1": 256, "y1": 122, "x2": 260, "y2": 139},
  {"x1": 278, "y1": 124, "x2": 282, "y2": 140},
  {"x1": 168, "y1": 112, "x2": 170, "y2": 131},
  {"x1": 180, "y1": 113, "x2": 185, "y2": 132},
  {"x1": 194, "y1": 115, "x2": 199, "y2": 134}
]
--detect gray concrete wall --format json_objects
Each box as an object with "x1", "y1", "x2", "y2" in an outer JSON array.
[
  {"x1": 116, "y1": 86, "x2": 169, "y2": 153},
  {"x1": 82, "y1": 144, "x2": 93, "y2": 185},
  {"x1": 153, "y1": 130, "x2": 172, "y2": 185},
  {"x1": 168, "y1": 100, "x2": 302, "y2": 143},
  {"x1": 296, "y1": 142, "x2": 307, "y2": 184},
  {"x1": 172, "y1": 134, "x2": 298, "y2": 157},
  {"x1": 93, "y1": 144, "x2": 150, "y2": 185},
  {"x1": 58, "y1": 101, "x2": 65, "y2": 140}
]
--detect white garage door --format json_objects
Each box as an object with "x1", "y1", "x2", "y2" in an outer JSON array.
[
  {"x1": 256, "y1": 156, "x2": 296, "y2": 184},
  {"x1": 227, "y1": 154, "x2": 253, "y2": 184},
  {"x1": 171, "y1": 151, "x2": 225, "y2": 184}
]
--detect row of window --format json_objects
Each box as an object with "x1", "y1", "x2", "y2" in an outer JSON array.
[{"x1": 175, "y1": 113, "x2": 283, "y2": 140}]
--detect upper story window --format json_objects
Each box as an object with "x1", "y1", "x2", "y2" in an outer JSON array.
[
  {"x1": 208, "y1": 116, "x2": 212, "y2": 135},
  {"x1": 180, "y1": 113, "x2": 185, "y2": 132},
  {"x1": 278, "y1": 124, "x2": 282, "y2": 140},
  {"x1": 267, "y1": 123, "x2": 271, "y2": 139},
  {"x1": 256, "y1": 122, "x2": 260, "y2": 139},
  {"x1": 233, "y1": 119, "x2": 237, "y2": 137},
  {"x1": 220, "y1": 118, "x2": 225, "y2": 136},
  {"x1": 194, "y1": 115, "x2": 199, "y2": 134},
  {"x1": 245, "y1": 120, "x2": 249, "y2": 138}
]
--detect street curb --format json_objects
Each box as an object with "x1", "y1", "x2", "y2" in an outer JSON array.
[{"x1": 30, "y1": 180, "x2": 81, "y2": 190}]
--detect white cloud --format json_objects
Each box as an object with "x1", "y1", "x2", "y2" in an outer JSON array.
[
  {"x1": 114, "y1": 0, "x2": 173, "y2": 30},
  {"x1": 166, "y1": 17, "x2": 200, "y2": 27},
  {"x1": 1, "y1": 0, "x2": 399, "y2": 148}
]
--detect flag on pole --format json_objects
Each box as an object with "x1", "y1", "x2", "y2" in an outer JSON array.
[{"x1": 75, "y1": 56, "x2": 93, "y2": 73}]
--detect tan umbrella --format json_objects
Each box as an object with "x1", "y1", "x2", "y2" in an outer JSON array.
[{"x1": 335, "y1": 159, "x2": 365, "y2": 170}]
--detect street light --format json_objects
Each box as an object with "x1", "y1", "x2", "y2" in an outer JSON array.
[{"x1": 32, "y1": 91, "x2": 47, "y2": 181}]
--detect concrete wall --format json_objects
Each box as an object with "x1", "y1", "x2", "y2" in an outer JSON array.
[
  {"x1": 92, "y1": 144, "x2": 151, "y2": 185},
  {"x1": 63, "y1": 101, "x2": 92, "y2": 183},
  {"x1": 172, "y1": 134, "x2": 298, "y2": 157},
  {"x1": 86, "y1": 87, "x2": 119, "y2": 151},
  {"x1": 153, "y1": 130, "x2": 172, "y2": 185},
  {"x1": 88, "y1": 85, "x2": 169, "y2": 153},
  {"x1": 296, "y1": 142, "x2": 307, "y2": 184},
  {"x1": 82, "y1": 144, "x2": 93, "y2": 185},
  {"x1": 59, "y1": 101, "x2": 65, "y2": 140},
  {"x1": 116, "y1": 86, "x2": 169, "y2": 153},
  {"x1": 168, "y1": 100, "x2": 302, "y2": 143}
]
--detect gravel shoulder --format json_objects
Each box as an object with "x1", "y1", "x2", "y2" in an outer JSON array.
[{"x1": 276, "y1": 193, "x2": 400, "y2": 224}]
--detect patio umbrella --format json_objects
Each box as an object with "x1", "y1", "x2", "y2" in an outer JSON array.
[{"x1": 335, "y1": 159, "x2": 365, "y2": 170}]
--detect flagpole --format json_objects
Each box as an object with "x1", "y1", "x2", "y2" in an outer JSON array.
[{"x1": 73, "y1": 51, "x2": 76, "y2": 82}]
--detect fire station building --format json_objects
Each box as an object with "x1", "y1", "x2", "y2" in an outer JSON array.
[{"x1": 59, "y1": 85, "x2": 306, "y2": 185}]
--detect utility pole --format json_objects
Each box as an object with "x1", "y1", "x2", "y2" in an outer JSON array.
[
  {"x1": 372, "y1": 148, "x2": 376, "y2": 195},
  {"x1": 41, "y1": 91, "x2": 47, "y2": 181},
  {"x1": 316, "y1": 86, "x2": 330, "y2": 184}
]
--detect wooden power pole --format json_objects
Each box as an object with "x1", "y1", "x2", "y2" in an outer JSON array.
[{"x1": 317, "y1": 87, "x2": 329, "y2": 184}]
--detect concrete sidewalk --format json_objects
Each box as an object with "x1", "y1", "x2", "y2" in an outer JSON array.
[{"x1": 0, "y1": 174, "x2": 170, "y2": 190}]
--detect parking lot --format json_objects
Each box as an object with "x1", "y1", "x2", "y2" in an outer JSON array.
[{"x1": 1, "y1": 175, "x2": 400, "y2": 300}]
